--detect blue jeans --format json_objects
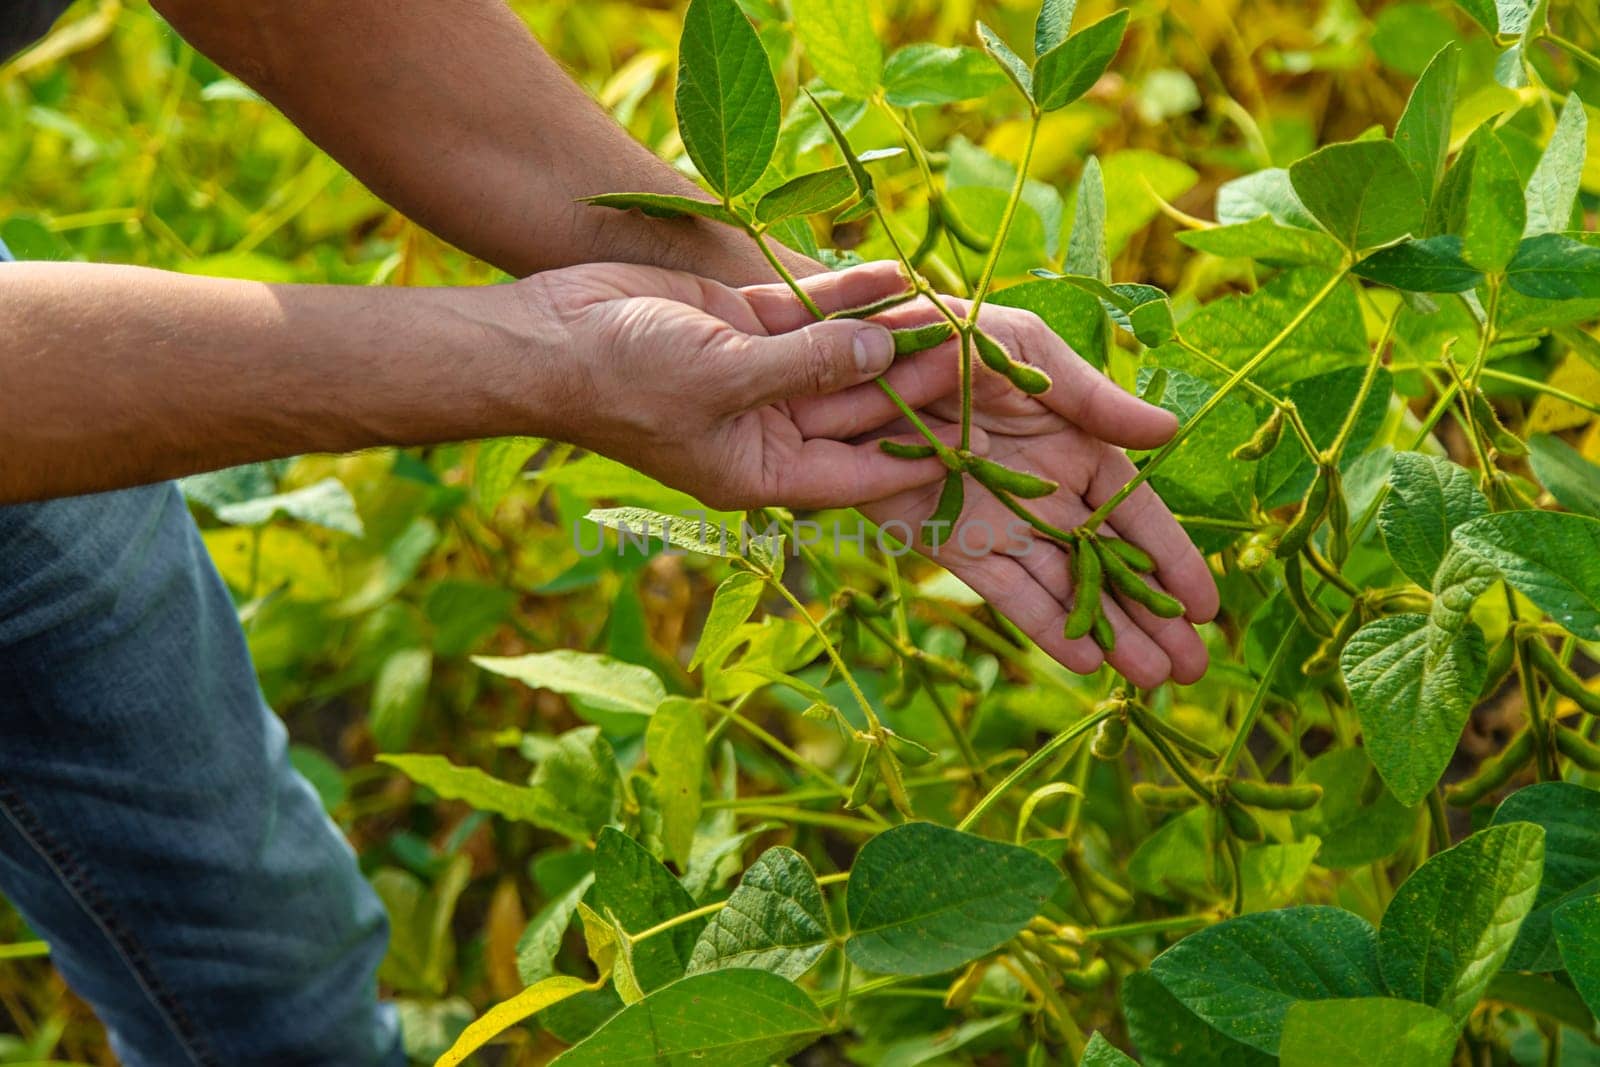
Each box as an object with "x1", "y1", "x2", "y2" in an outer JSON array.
[{"x1": 0, "y1": 239, "x2": 404, "y2": 1064}]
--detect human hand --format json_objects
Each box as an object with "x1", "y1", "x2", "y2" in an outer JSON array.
[{"x1": 519, "y1": 261, "x2": 976, "y2": 510}]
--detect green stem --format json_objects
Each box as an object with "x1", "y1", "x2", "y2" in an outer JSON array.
[
  {"x1": 956, "y1": 708, "x2": 1112, "y2": 832},
  {"x1": 1546, "y1": 31, "x2": 1600, "y2": 74},
  {"x1": 1173, "y1": 336, "x2": 1319, "y2": 457},
  {"x1": 1082, "y1": 912, "x2": 1215, "y2": 942},
  {"x1": 734, "y1": 805, "x2": 884, "y2": 834},
  {"x1": 1011, "y1": 941, "x2": 1087, "y2": 1058},
  {"x1": 1480, "y1": 367, "x2": 1600, "y2": 417},
  {"x1": 1086, "y1": 269, "x2": 1350, "y2": 530},
  {"x1": 967, "y1": 112, "x2": 1041, "y2": 317},
  {"x1": 1426, "y1": 789, "x2": 1452, "y2": 854},
  {"x1": 1221, "y1": 628, "x2": 1296, "y2": 775},
  {"x1": 1326, "y1": 305, "x2": 1400, "y2": 462},
  {"x1": 767, "y1": 577, "x2": 883, "y2": 735},
  {"x1": 1467, "y1": 276, "x2": 1502, "y2": 387},
  {"x1": 632, "y1": 900, "x2": 726, "y2": 943}
]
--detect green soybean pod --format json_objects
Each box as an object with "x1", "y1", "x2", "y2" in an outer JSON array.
[
  {"x1": 1140, "y1": 367, "x2": 1169, "y2": 407},
  {"x1": 883, "y1": 727, "x2": 938, "y2": 767},
  {"x1": 937, "y1": 197, "x2": 994, "y2": 252},
  {"x1": 1229, "y1": 778, "x2": 1323, "y2": 812},
  {"x1": 1325, "y1": 466, "x2": 1351, "y2": 566},
  {"x1": 1090, "y1": 716, "x2": 1129, "y2": 760},
  {"x1": 827, "y1": 288, "x2": 919, "y2": 320},
  {"x1": 846, "y1": 744, "x2": 878, "y2": 810},
  {"x1": 931, "y1": 470, "x2": 964, "y2": 529},
  {"x1": 1063, "y1": 539, "x2": 1103, "y2": 641},
  {"x1": 1556, "y1": 726, "x2": 1600, "y2": 772},
  {"x1": 973, "y1": 329, "x2": 1013, "y2": 374},
  {"x1": 1231, "y1": 406, "x2": 1285, "y2": 460},
  {"x1": 891, "y1": 322, "x2": 956, "y2": 356},
  {"x1": 1131, "y1": 707, "x2": 1220, "y2": 761},
  {"x1": 1237, "y1": 527, "x2": 1280, "y2": 573},
  {"x1": 1470, "y1": 390, "x2": 1528, "y2": 457},
  {"x1": 1096, "y1": 539, "x2": 1186, "y2": 619},
  {"x1": 878, "y1": 440, "x2": 940, "y2": 460},
  {"x1": 970, "y1": 457, "x2": 1059, "y2": 499},
  {"x1": 1101, "y1": 536, "x2": 1156, "y2": 573},
  {"x1": 1529, "y1": 639, "x2": 1600, "y2": 716},
  {"x1": 877, "y1": 748, "x2": 915, "y2": 817},
  {"x1": 909, "y1": 204, "x2": 943, "y2": 266},
  {"x1": 1058, "y1": 958, "x2": 1111, "y2": 991},
  {"x1": 1132, "y1": 782, "x2": 1202, "y2": 810},
  {"x1": 1222, "y1": 800, "x2": 1265, "y2": 843},
  {"x1": 1480, "y1": 636, "x2": 1517, "y2": 697},
  {"x1": 1444, "y1": 728, "x2": 1534, "y2": 807},
  {"x1": 1004, "y1": 361, "x2": 1053, "y2": 395},
  {"x1": 1091, "y1": 611, "x2": 1116, "y2": 653},
  {"x1": 1275, "y1": 469, "x2": 1331, "y2": 559}
]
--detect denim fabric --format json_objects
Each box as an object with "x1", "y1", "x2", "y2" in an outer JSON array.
[{"x1": 0, "y1": 243, "x2": 404, "y2": 1064}]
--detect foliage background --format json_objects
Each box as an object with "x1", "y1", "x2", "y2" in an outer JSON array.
[{"x1": 2, "y1": 0, "x2": 1599, "y2": 1063}]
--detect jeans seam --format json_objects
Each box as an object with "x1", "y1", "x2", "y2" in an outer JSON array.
[{"x1": 0, "y1": 782, "x2": 221, "y2": 1067}]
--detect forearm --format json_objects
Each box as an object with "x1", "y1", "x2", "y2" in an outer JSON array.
[
  {"x1": 149, "y1": 0, "x2": 816, "y2": 284},
  {"x1": 0, "y1": 263, "x2": 552, "y2": 503}
]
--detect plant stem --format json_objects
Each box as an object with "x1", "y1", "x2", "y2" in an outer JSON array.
[
  {"x1": 1085, "y1": 270, "x2": 1349, "y2": 530},
  {"x1": 1010, "y1": 941, "x2": 1087, "y2": 1058},
  {"x1": 1480, "y1": 367, "x2": 1600, "y2": 417},
  {"x1": 1326, "y1": 305, "x2": 1400, "y2": 462},
  {"x1": 1221, "y1": 628, "x2": 1296, "y2": 775},
  {"x1": 1426, "y1": 789, "x2": 1452, "y2": 854},
  {"x1": 1083, "y1": 912, "x2": 1215, "y2": 942},
  {"x1": 631, "y1": 900, "x2": 726, "y2": 944},
  {"x1": 734, "y1": 805, "x2": 885, "y2": 834},
  {"x1": 967, "y1": 112, "x2": 1041, "y2": 317},
  {"x1": 1546, "y1": 32, "x2": 1600, "y2": 74},
  {"x1": 1172, "y1": 336, "x2": 1319, "y2": 457},
  {"x1": 766, "y1": 576, "x2": 882, "y2": 735},
  {"x1": 957, "y1": 708, "x2": 1113, "y2": 832}
]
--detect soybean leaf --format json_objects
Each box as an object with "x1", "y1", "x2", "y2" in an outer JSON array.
[
  {"x1": 1034, "y1": 0, "x2": 1077, "y2": 55},
  {"x1": 370, "y1": 647, "x2": 431, "y2": 752},
  {"x1": 1278, "y1": 998, "x2": 1458, "y2": 1067},
  {"x1": 1554, "y1": 895, "x2": 1600, "y2": 1016},
  {"x1": 474, "y1": 649, "x2": 666, "y2": 735},
  {"x1": 212, "y1": 477, "x2": 364, "y2": 536},
  {"x1": 1148, "y1": 906, "x2": 1385, "y2": 1054},
  {"x1": 1290, "y1": 748, "x2": 1420, "y2": 869},
  {"x1": 1122, "y1": 970, "x2": 1276, "y2": 1067},
  {"x1": 688, "y1": 847, "x2": 832, "y2": 980},
  {"x1": 793, "y1": 0, "x2": 881, "y2": 100},
  {"x1": 1139, "y1": 369, "x2": 1257, "y2": 521},
  {"x1": 976, "y1": 22, "x2": 1033, "y2": 101},
  {"x1": 753, "y1": 167, "x2": 856, "y2": 223},
  {"x1": 1341, "y1": 613, "x2": 1488, "y2": 807},
  {"x1": 593, "y1": 828, "x2": 704, "y2": 991},
  {"x1": 1427, "y1": 547, "x2": 1501, "y2": 653},
  {"x1": 646, "y1": 698, "x2": 706, "y2": 870},
  {"x1": 1032, "y1": 10, "x2": 1130, "y2": 113},
  {"x1": 1354, "y1": 235, "x2": 1482, "y2": 293},
  {"x1": 1506, "y1": 233, "x2": 1600, "y2": 301},
  {"x1": 1525, "y1": 95, "x2": 1588, "y2": 236},
  {"x1": 1528, "y1": 434, "x2": 1600, "y2": 518},
  {"x1": 1379, "y1": 452, "x2": 1490, "y2": 586},
  {"x1": 1066, "y1": 156, "x2": 1108, "y2": 282},
  {"x1": 578, "y1": 192, "x2": 738, "y2": 225},
  {"x1": 690, "y1": 571, "x2": 764, "y2": 670},
  {"x1": 1490, "y1": 783, "x2": 1600, "y2": 971},
  {"x1": 675, "y1": 0, "x2": 781, "y2": 197},
  {"x1": 518, "y1": 873, "x2": 595, "y2": 984},
  {"x1": 378, "y1": 754, "x2": 591, "y2": 842},
  {"x1": 524, "y1": 727, "x2": 622, "y2": 840},
  {"x1": 1216, "y1": 168, "x2": 1320, "y2": 230},
  {"x1": 1081, "y1": 1032, "x2": 1138, "y2": 1066},
  {"x1": 548, "y1": 969, "x2": 825, "y2": 1066},
  {"x1": 1394, "y1": 44, "x2": 1460, "y2": 196},
  {"x1": 437, "y1": 975, "x2": 592, "y2": 1067},
  {"x1": 1254, "y1": 366, "x2": 1391, "y2": 510},
  {"x1": 1288, "y1": 140, "x2": 1425, "y2": 252},
  {"x1": 990, "y1": 278, "x2": 1109, "y2": 369},
  {"x1": 1379, "y1": 822, "x2": 1546, "y2": 1021},
  {"x1": 1452, "y1": 511, "x2": 1600, "y2": 638},
  {"x1": 1462, "y1": 131, "x2": 1526, "y2": 272},
  {"x1": 1178, "y1": 216, "x2": 1344, "y2": 268},
  {"x1": 882, "y1": 44, "x2": 1009, "y2": 107},
  {"x1": 845, "y1": 822, "x2": 1061, "y2": 976},
  {"x1": 587, "y1": 506, "x2": 781, "y2": 566}
]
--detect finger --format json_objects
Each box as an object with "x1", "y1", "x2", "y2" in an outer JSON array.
[
  {"x1": 1088, "y1": 451, "x2": 1221, "y2": 623},
  {"x1": 735, "y1": 319, "x2": 898, "y2": 408},
  {"x1": 953, "y1": 552, "x2": 1105, "y2": 675},
  {"x1": 790, "y1": 344, "x2": 963, "y2": 439},
  {"x1": 768, "y1": 425, "x2": 974, "y2": 510},
  {"x1": 1016, "y1": 539, "x2": 1173, "y2": 686},
  {"x1": 742, "y1": 260, "x2": 910, "y2": 333},
  {"x1": 1095, "y1": 535, "x2": 1211, "y2": 684}
]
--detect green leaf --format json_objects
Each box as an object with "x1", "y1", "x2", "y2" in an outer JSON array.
[
  {"x1": 1341, "y1": 614, "x2": 1488, "y2": 806},
  {"x1": 1067, "y1": 155, "x2": 1108, "y2": 283},
  {"x1": 518, "y1": 873, "x2": 595, "y2": 984},
  {"x1": 474, "y1": 649, "x2": 667, "y2": 735},
  {"x1": 1253, "y1": 366, "x2": 1391, "y2": 510},
  {"x1": 1554, "y1": 894, "x2": 1600, "y2": 1016},
  {"x1": 1081, "y1": 1032, "x2": 1138, "y2": 1066},
  {"x1": 1122, "y1": 970, "x2": 1276, "y2": 1067},
  {"x1": 578, "y1": 192, "x2": 739, "y2": 225},
  {"x1": 989, "y1": 277, "x2": 1110, "y2": 370},
  {"x1": 1354, "y1": 235, "x2": 1482, "y2": 293},
  {"x1": 1178, "y1": 217, "x2": 1343, "y2": 268},
  {"x1": 646, "y1": 698, "x2": 706, "y2": 870},
  {"x1": 976, "y1": 22, "x2": 1033, "y2": 101},
  {"x1": 374, "y1": 856, "x2": 472, "y2": 996},
  {"x1": 1278, "y1": 998, "x2": 1457, "y2": 1067},
  {"x1": 691, "y1": 571, "x2": 764, "y2": 670},
  {"x1": 792, "y1": 0, "x2": 881, "y2": 99},
  {"x1": 1148, "y1": 906, "x2": 1385, "y2": 1054},
  {"x1": 1379, "y1": 822, "x2": 1546, "y2": 1020},
  {"x1": 1288, "y1": 140, "x2": 1426, "y2": 252},
  {"x1": 1290, "y1": 748, "x2": 1420, "y2": 869},
  {"x1": 845, "y1": 822, "x2": 1062, "y2": 976},
  {"x1": 675, "y1": 0, "x2": 781, "y2": 197},
  {"x1": 687, "y1": 847, "x2": 832, "y2": 980},
  {"x1": 882, "y1": 44, "x2": 1008, "y2": 107},
  {"x1": 1451, "y1": 511, "x2": 1600, "y2": 638},
  {"x1": 524, "y1": 727, "x2": 622, "y2": 840},
  {"x1": 1529, "y1": 434, "x2": 1600, "y2": 518},
  {"x1": 593, "y1": 828, "x2": 704, "y2": 991},
  {"x1": 1379, "y1": 453, "x2": 1490, "y2": 586},
  {"x1": 1394, "y1": 44, "x2": 1460, "y2": 196},
  {"x1": 211, "y1": 477, "x2": 364, "y2": 536},
  {"x1": 1490, "y1": 783, "x2": 1600, "y2": 971},
  {"x1": 1032, "y1": 10, "x2": 1130, "y2": 112},
  {"x1": 1525, "y1": 95, "x2": 1588, "y2": 236},
  {"x1": 370, "y1": 647, "x2": 431, "y2": 752},
  {"x1": 1462, "y1": 131, "x2": 1526, "y2": 272},
  {"x1": 548, "y1": 969, "x2": 825, "y2": 1065},
  {"x1": 586, "y1": 506, "x2": 781, "y2": 566},
  {"x1": 378, "y1": 754, "x2": 591, "y2": 842},
  {"x1": 1034, "y1": 0, "x2": 1078, "y2": 55},
  {"x1": 1506, "y1": 232, "x2": 1600, "y2": 300},
  {"x1": 1454, "y1": 0, "x2": 1500, "y2": 35},
  {"x1": 1216, "y1": 168, "x2": 1319, "y2": 229}
]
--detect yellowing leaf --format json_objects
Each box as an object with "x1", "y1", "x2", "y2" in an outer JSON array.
[{"x1": 433, "y1": 975, "x2": 591, "y2": 1067}]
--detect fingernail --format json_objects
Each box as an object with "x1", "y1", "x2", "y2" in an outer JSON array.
[{"x1": 853, "y1": 328, "x2": 894, "y2": 375}]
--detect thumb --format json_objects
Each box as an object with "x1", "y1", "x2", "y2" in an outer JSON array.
[{"x1": 738, "y1": 320, "x2": 895, "y2": 408}]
